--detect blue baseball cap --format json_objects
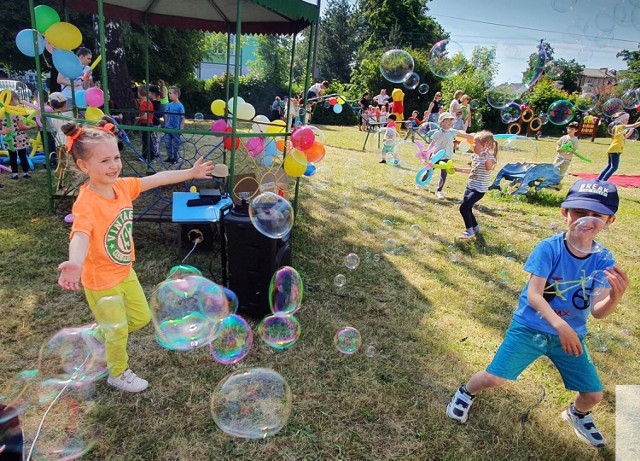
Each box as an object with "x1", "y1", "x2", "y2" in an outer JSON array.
[{"x1": 561, "y1": 179, "x2": 619, "y2": 216}]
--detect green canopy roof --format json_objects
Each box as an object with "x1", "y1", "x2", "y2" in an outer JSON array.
[{"x1": 58, "y1": 0, "x2": 320, "y2": 34}]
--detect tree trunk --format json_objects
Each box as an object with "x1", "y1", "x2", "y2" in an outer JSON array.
[{"x1": 95, "y1": 19, "x2": 136, "y2": 123}]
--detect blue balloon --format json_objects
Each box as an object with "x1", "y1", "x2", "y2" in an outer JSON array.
[
  {"x1": 52, "y1": 49, "x2": 83, "y2": 79},
  {"x1": 264, "y1": 139, "x2": 278, "y2": 156},
  {"x1": 75, "y1": 90, "x2": 87, "y2": 109},
  {"x1": 16, "y1": 29, "x2": 45, "y2": 57},
  {"x1": 333, "y1": 104, "x2": 343, "y2": 114},
  {"x1": 260, "y1": 153, "x2": 274, "y2": 167},
  {"x1": 304, "y1": 162, "x2": 316, "y2": 177}
]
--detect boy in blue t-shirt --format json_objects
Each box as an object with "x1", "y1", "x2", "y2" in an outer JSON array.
[
  {"x1": 446, "y1": 179, "x2": 628, "y2": 448},
  {"x1": 163, "y1": 86, "x2": 185, "y2": 164}
]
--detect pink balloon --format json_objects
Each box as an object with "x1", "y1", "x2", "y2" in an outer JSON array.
[
  {"x1": 291, "y1": 126, "x2": 315, "y2": 151},
  {"x1": 85, "y1": 87, "x2": 104, "y2": 107},
  {"x1": 245, "y1": 137, "x2": 265, "y2": 157},
  {"x1": 210, "y1": 119, "x2": 228, "y2": 132}
]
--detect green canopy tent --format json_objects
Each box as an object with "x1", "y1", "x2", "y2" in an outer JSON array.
[{"x1": 30, "y1": 0, "x2": 321, "y2": 212}]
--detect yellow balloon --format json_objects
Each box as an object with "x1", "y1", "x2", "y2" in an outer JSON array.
[
  {"x1": 0, "y1": 89, "x2": 12, "y2": 106},
  {"x1": 85, "y1": 106, "x2": 104, "y2": 122},
  {"x1": 44, "y1": 22, "x2": 82, "y2": 51},
  {"x1": 211, "y1": 99, "x2": 226, "y2": 116},
  {"x1": 283, "y1": 150, "x2": 308, "y2": 177},
  {"x1": 6, "y1": 106, "x2": 29, "y2": 116},
  {"x1": 337, "y1": 97, "x2": 345, "y2": 104},
  {"x1": 266, "y1": 119, "x2": 286, "y2": 134}
]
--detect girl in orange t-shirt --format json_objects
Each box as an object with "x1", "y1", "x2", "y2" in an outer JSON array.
[{"x1": 57, "y1": 120, "x2": 214, "y2": 393}]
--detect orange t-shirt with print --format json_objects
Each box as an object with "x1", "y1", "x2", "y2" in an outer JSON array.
[{"x1": 70, "y1": 177, "x2": 142, "y2": 291}]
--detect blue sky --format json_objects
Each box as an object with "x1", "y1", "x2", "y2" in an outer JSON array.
[{"x1": 308, "y1": 0, "x2": 639, "y2": 85}]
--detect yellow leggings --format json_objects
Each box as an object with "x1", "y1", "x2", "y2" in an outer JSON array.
[{"x1": 84, "y1": 269, "x2": 151, "y2": 377}]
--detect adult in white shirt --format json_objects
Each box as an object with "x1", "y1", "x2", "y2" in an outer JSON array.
[{"x1": 373, "y1": 89, "x2": 390, "y2": 106}]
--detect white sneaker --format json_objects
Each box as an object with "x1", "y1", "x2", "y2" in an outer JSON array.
[
  {"x1": 561, "y1": 405, "x2": 605, "y2": 447},
  {"x1": 436, "y1": 191, "x2": 444, "y2": 199},
  {"x1": 446, "y1": 386, "x2": 474, "y2": 423},
  {"x1": 107, "y1": 369, "x2": 149, "y2": 393},
  {"x1": 459, "y1": 229, "x2": 475, "y2": 240},
  {"x1": 81, "y1": 325, "x2": 106, "y2": 364}
]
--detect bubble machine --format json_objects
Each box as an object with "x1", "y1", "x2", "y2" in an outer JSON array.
[{"x1": 222, "y1": 199, "x2": 292, "y2": 319}]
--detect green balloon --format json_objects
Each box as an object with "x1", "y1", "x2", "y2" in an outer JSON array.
[{"x1": 34, "y1": 5, "x2": 60, "y2": 35}]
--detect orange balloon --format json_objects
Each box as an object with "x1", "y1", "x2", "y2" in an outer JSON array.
[
  {"x1": 275, "y1": 139, "x2": 285, "y2": 152},
  {"x1": 304, "y1": 142, "x2": 325, "y2": 163}
]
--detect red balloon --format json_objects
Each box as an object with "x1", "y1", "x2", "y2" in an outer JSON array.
[
  {"x1": 291, "y1": 126, "x2": 315, "y2": 151},
  {"x1": 223, "y1": 126, "x2": 240, "y2": 150},
  {"x1": 329, "y1": 97, "x2": 337, "y2": 106}
]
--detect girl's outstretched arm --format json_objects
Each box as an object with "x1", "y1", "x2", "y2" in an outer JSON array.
[
  {"x1": 58, "y1": 232, "x2": 89, "y2": 291},
  {"x1": 140, "y1": 157, "x2": 215, "y2": 192}
]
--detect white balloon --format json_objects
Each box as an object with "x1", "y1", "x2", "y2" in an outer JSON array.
[
  {"x1": 236, "y1": 102, "x2": 256, "y2": 120},
  {"x1": 252, "y1": 114, "x2": 270, "y2": 133},
  {"x1": 227, "y1": 97, "x2": 246, "y2": 112}
]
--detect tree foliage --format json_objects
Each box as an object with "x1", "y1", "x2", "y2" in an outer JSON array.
[
  {"x1": 617, "y1": 46, "x2": 640, "y2": 89},
  {"x1": 248, "y1": 36, "x2": 292, "y2": 87},
  {"x1": 550, "y1": 58, "x2": 584, "y2": 94},
  {"x1": 355, "y1": 0, "x2": 446, "y2": 56},
  {"x1": 316, "y1": 0, "x2": 359, "y2": 83}
]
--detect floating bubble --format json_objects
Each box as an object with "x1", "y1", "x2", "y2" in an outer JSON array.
[
  {"x1": 621, "y1": 89, "x2": 639, "y2": 110},
  {"x1": 586, "y1": 270, "x2": 609, "y2": 299},
  {"x1": 258, "y1": 314, "x2": 300, "y2": 350},
  {"x1": 194, "y1": 112, "x2": 204, "y2": 121},
  {"x1": 311, "y1": 164, "x2": 334, "y2": 192},
  {"x1": 607, "y1": 121, "x2": 621, "y2": 135},
  {"x1": 334, "y1": 274, "x2": 346, "y2": 288},
  {"x1": 501, "y1": 136, "x2": 538, "y2": 162},
  {"x1": 0, "y1": 370, "x2": 40, "y2": 424},
  {"x1": 469, "y1": 99, "x2": 480, "y2": 110},
  {"x1": 551, "y1": 0, "x2": 577, "y2": 13},
  {"x1": 418, "y1": 83, "x2": 430, "y2": 94},
  {"x1": 532, "y1": 334, "x2": 547, "y2": 348},
  {"x1": 344, "y1": 253, "x2": 360, "y2": 270},
  {"x1": 428, "y1": 40, "x2": 465, "y2": 78},
  {"x1": 575, "y1": 93, "x2": 597, "y2": 112},
  {"x1": 500, "y1": 102, "x2": 522, "y2": 124},
  {"x1": 602, "y1": 98, "x2": 624, "y2": 116},
  {"x1": 544, "y1": 61, "x2": 563, "y2": 80},
  {"x1": 384, "y1": 238, "x2": 397, "y2": 254},
  {"x1": 486, "y1": 84, "x2": 517, "y2": 109},
  {"x1": 379, "y1": 49, "x2": 415, "y2": 84},
  {"x1": 373, "y1": 254, "x2": 381, "y2": 262},
  {"x1": 547, "y1": 100, "x2": 575, "y2": 125},
  {"x1": 150, "y1": 275, "x2": 229, "y2": 350},
  {"x1": 37, "y1": 326, "x2": 108, "y2": 388},
  {"x1": 538, "y1": 112, "x2": 549, "y2": 125},
  {"x1": 211, "y1": 368, "x2": 292, "y2": 439},
  {"x1": 416, "y1": 122, "x2": 440, "y2": 142},
  {"x1": 334, "y1": 327, "x2": 362, "y2": 355},
  {"x1": 269, "y1": 266, "x2": 304, "y2": 316},
  {"x1": 209, "y1": 314, "x2": 253, "y2": 365},
  {"x1": 627, "y1": 128, "x2": 639, "y2": 141},
  {"x1": 566, "y1": 216, "x2": 607, "y2": 254},
  {"x1": 403, "y1": 72, "x2": 420, "y2": 90},
  {"x1": 166, "y1": 264, "x2": 202, "y2": 280},
  {"x1": 24, "y1": 383, "x2": 99, "y2": 460},
  {"x1": 248, "y1": 192, "x2": 294, "y2": 239},
  {"x1": 223, "y1": 287, "x2": 239, "y2": 314},
  {"x1": 365, "y1": 345, "x2": 377, "y2": 358},
  {"x1": 380, "y1": 219, "x2": 394, "y2": 234},
  {"x1": 409, "y1": 224, "x2": 422, "y2": 241}
]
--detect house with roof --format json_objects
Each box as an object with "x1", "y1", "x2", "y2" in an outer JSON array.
[{"x1": 579, "y1": 67, "x2": 617, "y2": 95}]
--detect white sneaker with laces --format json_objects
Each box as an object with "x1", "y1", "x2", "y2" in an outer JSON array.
[
  {"x1": 561, "y1": 406, "x2": 606, "y2": 448},
  {"x1": 107, "y1": 369, "x2": 149, "y2": 393},
  {"x1": 446, "y1": 386, "x2": 474, "y2": 423},
  {"x1": 436, "y1": 191, "x2": 444, "y2": 199}
]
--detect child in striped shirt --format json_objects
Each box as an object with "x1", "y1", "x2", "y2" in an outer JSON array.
[{"x1": 454, "y1": 130, "x2": 497, "y2": 239}]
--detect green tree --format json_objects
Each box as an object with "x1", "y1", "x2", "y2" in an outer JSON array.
[
  {"x1": 316, "y1": 0, "x2": 359, "y2": 83},
  {"x1": 617, "y1": 46, "x2": 640, "y2": 89},
  {"x1": 248, "y1": 35, "x2": 292, "y2": 87},
  {"x1": 356, "y1": 0, "x2": 446, "y2": 56},
  {"x1": 549, "y1": 58, "x2": 584, "y2": 94}
]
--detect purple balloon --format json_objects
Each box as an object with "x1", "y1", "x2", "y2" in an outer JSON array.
[{"x1": 210, "y1": 119, "x2": 228, "y2": 133}]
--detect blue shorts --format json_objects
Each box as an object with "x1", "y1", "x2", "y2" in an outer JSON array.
[{"x1": 486, "y1": 320, "x2": 602, "y2": 392}]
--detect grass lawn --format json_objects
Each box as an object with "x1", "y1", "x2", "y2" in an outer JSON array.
[{"x1": 1, "y1": 126, "x2": 639, "y2": 460}]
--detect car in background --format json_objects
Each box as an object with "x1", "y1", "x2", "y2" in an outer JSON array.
[{"x1": 0, "y1": 79, "x2": 33, "y2": 101}]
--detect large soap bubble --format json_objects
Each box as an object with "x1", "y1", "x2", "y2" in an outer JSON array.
[
  {"x1": 428, "y1": 40, "x2": 465, "y2": 78},
  {"x1": 379, "y1": 49, "x2": 415, "y2": 84},
  {"x1": 269, "y1": 266, "x2": 304, "y2": 316},
  {"x1": 602, "y1": 97, "x2": 624, "y2": 116},
  {"x1": 258, "y1": 314, "x2": 301, "y2": 350},
  {"x1": 334, "y1": 327, "x2": 362, "y2": 355},
  {"x1": 209, "y1": 314, "x2": 253, "y2": 365},
  {"x1": 249, "y1": 192, "x2": 294, "y2": 239},
  {"x1": 486, "y1": 84, "x2": 518, "y2": 109},
  {"x1": 501, "y1": 136, "x2": 539, "y2": 163},
  {"x1": 211, "y1": 368, "x2": 292, "y2": 439},
  {"x1": 547, "y1": 100, "x2": 575, "y2": 125},
  {"x1": 500, "y1": 102, "x2": 522, "y2": 124},
  {"x1": 150, "y1": 275, "x2": 229, "y2": 350},
  {"x1": 575, "y1": 93, "x2": 597, "y2": 112}
]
